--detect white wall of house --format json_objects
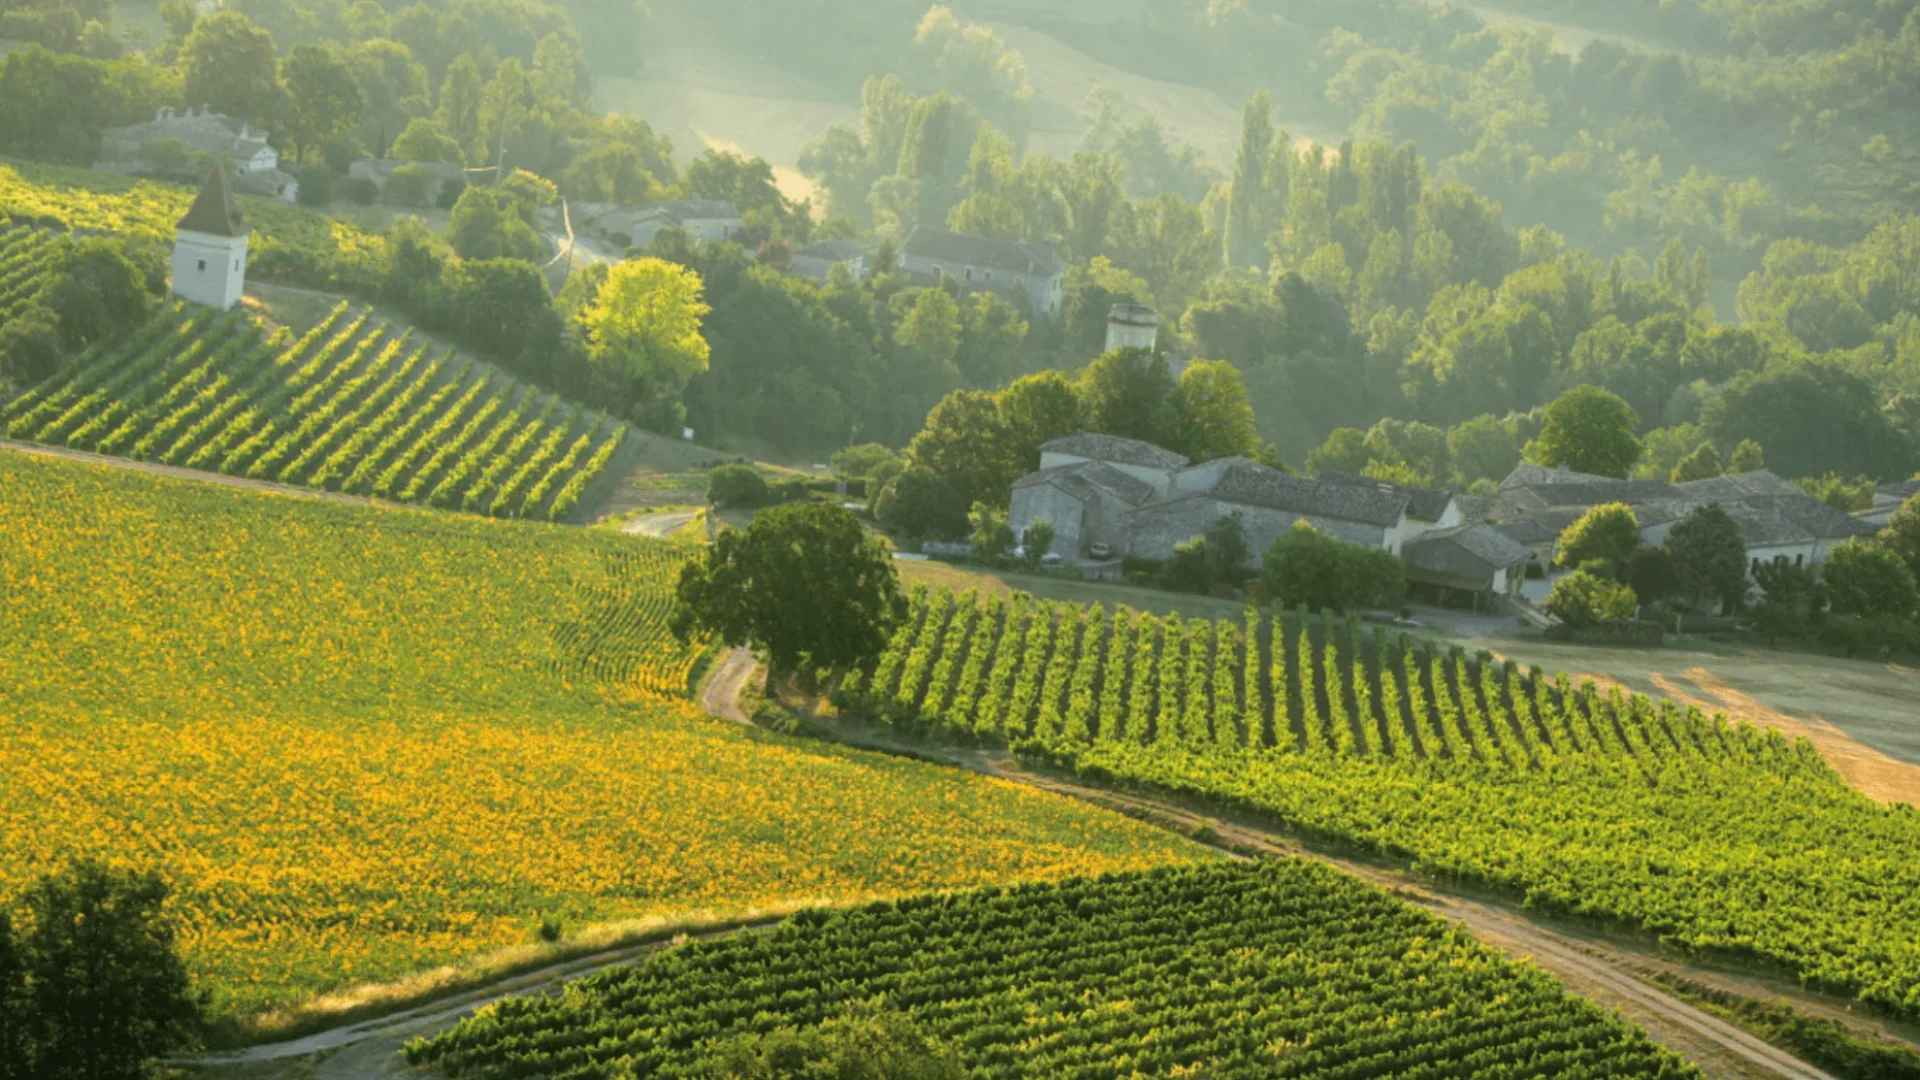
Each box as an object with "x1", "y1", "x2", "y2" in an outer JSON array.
[{"x1": 171, "y1": 230, "x2": 247, "y2": 310}]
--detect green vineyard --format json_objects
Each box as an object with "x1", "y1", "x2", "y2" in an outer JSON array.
[
  {"x1": 0, "y1": 301, "x2": 626, "y2": 520},
  {"x1": 0, "y1": 224, "x2": 58, "y2": 325},
  {"x1": 839, "y1": 587, "x2": 1920, "y2": 1020},
  {"x1": 406, "y1": 859, "x2": 1702, "y2": 1079}
]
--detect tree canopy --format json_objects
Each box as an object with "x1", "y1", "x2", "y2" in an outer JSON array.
[{"x1": 672, "y1": 502, "x2": 906, "y2": 676}]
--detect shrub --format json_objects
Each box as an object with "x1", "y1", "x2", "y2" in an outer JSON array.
[
  {"x1": 707, "y1": 464, "x2": 769, "y2": 509},
  {"x1": 1546, "y1": 569, "x2": 1638, "y2": 627},
  {"x1": 874, "y1": 466, "x2": 967, "y2": 541},
  {"x1": 435, "y1": 177, "x2": 467, "y2": 210},
  {"x1": 348, "y1": 176, "x2": 380, "y2": 205},
  {"x1": 385, "y1": 164, "x2": 434, "y2": 208},
  {"x1": 294, "y1": 166, "x2": 335, "y2": 206},
  {"x1": 1021, "y1": 517, "x2": 1055, "y2": 562},
  {"x1": 1162, "y1": 536, "x2": 1215, "y2": 594},
  {"x1": 969, "y1": 502, "x2": 1013, "y2": 558},
  {"x1": 1260, "y1": 522, "x2": 1406, "y2": 612},
  {"x1": 1555, "y1": 503, "x2": 1640, "y2": 572}
]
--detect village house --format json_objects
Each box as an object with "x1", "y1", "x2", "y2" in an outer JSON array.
[
  {"x1": 100, "y1": 107, "x2": 298, "y2": 201},
  {"x1": 1009, "y1": 434, "x2": 1484, "y2": 584},
  {"x1": 1488, "y1": 463, "x2": 1880, "y2": 583},
  {"x1": 788, "y1": 238, "x2": 872, "y2": 282},
  {"x1": 570, "y1": 201, "x2": 743, "y2": 250},
  {"x1": 900, "y1": 226, "x2": 1066, "y2": 316}
]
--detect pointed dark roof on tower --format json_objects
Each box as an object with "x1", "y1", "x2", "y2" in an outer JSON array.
[{"x1": 176, "y1": 165, "x2": 249, "y2": 238}]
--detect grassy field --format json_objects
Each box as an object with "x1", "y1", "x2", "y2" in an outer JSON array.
[{"x1": 0, "y1": 453, "x2": 1205, "y2": 1022}]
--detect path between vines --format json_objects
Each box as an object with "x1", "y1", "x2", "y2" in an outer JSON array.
[
  {"x1": 0, "y1": 438, "x2": 389, "y2": 507},
  {"x1": 188, "y1": 653, "x2": 1891, "y2": 1080}
]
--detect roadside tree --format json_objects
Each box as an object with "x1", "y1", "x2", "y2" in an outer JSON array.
[
  {"x1": 672, "y1": 502, "x2": 906, "y2": 678},
  {"x1": 1546, "y1": 569, "x2": 1638, "y2": 627}
]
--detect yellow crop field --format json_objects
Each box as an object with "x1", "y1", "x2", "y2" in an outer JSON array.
[{"x1": 0, "y1": 453, "x2": 1203, "y2": 1020}]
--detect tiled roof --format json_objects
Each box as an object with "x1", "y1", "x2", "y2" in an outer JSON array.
[
  {"x1": 1203, "y1": 462, "x2": 1409, "y2": 527},
  {"x1": 1671, "y1": 470, "x2": 1802, "y2": 500},
  {"x1": 1315, "y1": 471, "x2": 1455, "y2": 522},
  {"x1": 1042, "y1": 433, "x2": 1190, "y2": 471},
  {"x1": 176, "y1": 166, "x2": 248, "y2": 238},
  {"x1": 1876, "y1": 478, "x2": 1920, "y2": 506},
  {"x1": 904, "y1": 226, "x2": 1064, "y2": 276},
  {"x1": 1405, "y1": 524, "x2": 1533, "y2": 581},
  {"x1": 1013, "y1": 461, "x2": 1155, "y2": 507}
]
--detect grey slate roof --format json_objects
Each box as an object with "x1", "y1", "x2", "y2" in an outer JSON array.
[
  {"x1": 1042, "y1": 433, "x2": 1190, "y2": 471},
  {"x1": 1202, "y1": 462, "x2": 1409, "y2": 527},
  {"x1": 176, "y1": 166, "x2": 248, "y2": 238},
  {"x1": 1405, "y1": 524, "x2": 1533, "y2": 582},
  {"x1": 1315, "y1": 471, "x2": 1455, "y2": 522},
  {"x1": 1013, "y1": 461, "x2": 1156, "y2": 507},
  {"x1": 1499, "y1": 463, "x2": 1618, "y2": 490},
  {"x1": 904, "y1": 226, "x2": 1065, "y2": 276},
  {"x1": 1671, "y1": 471, "x2": 1803, "y2": 500}
]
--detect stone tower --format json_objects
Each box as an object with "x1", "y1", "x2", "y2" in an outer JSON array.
[
  {"x1": 1104, "y1": 303, "x2": 1159, "y2": 353},
  {"x1": 171, "y1": 165, "x2": 249, "y2": 310}
]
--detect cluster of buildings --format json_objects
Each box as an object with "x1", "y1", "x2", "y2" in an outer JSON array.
[
  {"x1": 99, "y1": 107, "x2": 299, "y2": 202},
  {"x1": 1009, "y1": 434, "x2": 1890, "y2": 610}
]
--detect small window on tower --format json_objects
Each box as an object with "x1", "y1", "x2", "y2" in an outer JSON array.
[{"x1": 197, "y1": 259, "x2": 206, "y2": 271}]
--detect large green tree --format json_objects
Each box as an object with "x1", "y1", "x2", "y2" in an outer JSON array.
[
  {"x1": 15, "y1": 861, "x2": 203, "y2": 1080},
  {"x1": 180, "y1": 11, "x2": 284, "y2": 128},
  {"x1": 1666, "y1": 503, "x2": 1749, "y2": 612},
  {"x1": 1526, "y1": 385, "x2": 1641, "y2": 479},
  {"x1": 1884, "y1": 492, "x2": 1920, "y2": 580},
  {"x1": 280, "y1": 43, "x2": 362, "y2": 162},
  {"x1": 1823, "y1": 541, "x2": 1919, "y2": 621},
  {"x1": 580, "y1": 257, "x2": 712, "y2": 423},
  {"x1": 671, "y1": 502, "x2": 906, "y2": 677}
]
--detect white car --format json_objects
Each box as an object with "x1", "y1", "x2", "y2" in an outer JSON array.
[
  {"x1": 1040, "y1": 552, "x2": 1065, "y2": 567},
  {"x1": 1088, "y1": 542, "x2": 1114, "y2": 560}
]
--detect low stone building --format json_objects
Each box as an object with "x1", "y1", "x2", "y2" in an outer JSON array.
[
  {"x1": 1008, "y1": 434, "x2": 1441, "y2": 570},
  {"x1": 100, "y1": 107, "x2": 298, "y2": 201},
  {"x1": 900, "y1": 226, "x2": 1065, "y2": 316},
  {"x1": 573, "y1": 201, "x2": 742, "y2": 249},
  {"x1": 1402, "y1": 524, "x2": 1533, "y2": 607},
  {"x1": 1491, "y1": 463, "x2": 1880, "y2": 583}
]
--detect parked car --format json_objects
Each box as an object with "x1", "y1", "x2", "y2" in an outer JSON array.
[
  {"x1": 1088, "y1": 542, "x2": 1114, "y2": 560},
  {"x1": 1041, "y1": 552, "x2": 1065, "y2": 567},
  {"x1": 1010, "y1": 546, "x2": 1026, "y2": 560}
]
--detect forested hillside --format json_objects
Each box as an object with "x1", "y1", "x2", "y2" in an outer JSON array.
[{"x1": 4, "y1": 0, "x2": 1917, "y2": 482}]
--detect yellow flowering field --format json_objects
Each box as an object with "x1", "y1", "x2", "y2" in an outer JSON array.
[{"x1": 0, "y1": 453, "x2": 1203, "y2": 1019}]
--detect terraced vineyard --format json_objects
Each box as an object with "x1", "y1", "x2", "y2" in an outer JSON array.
[
  {"x1": 0, "y1": 301, "x2": 625, "y2": 520},
  {"x1": 408, "y1": 859, "x2": 1702, "y2": 1079},
  {"x1": 0, "y1": 223, "x2": 58, "y2": 323},
  {"x1": 840, "y1": 587, "x2": 1920, "y2": 1020}
]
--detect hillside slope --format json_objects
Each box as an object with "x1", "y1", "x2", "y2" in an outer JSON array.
[
  {"x1": 2, "y1": 300, "x2": 627, "y2": 519},
  {"x1": 0, "y1": 453, "x2": 1204, "y2": 1019}
]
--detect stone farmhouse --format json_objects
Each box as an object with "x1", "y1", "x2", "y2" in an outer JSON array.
[
  {"x1": 1008, "y1": 434, "x2": 1531, "y2": 603},
  {"x1": 570, "y1": 201, "x2": 742, "y2": 250},
  {"x1": 1488, "y1": 463, "x2": 1879, "y2": 579},
  {"x1": 100, "y1": 107, "x2": 298, "y2": 201},
  {"x1": 901, "y1": 226, "x2": 1066, "y2": 316}
]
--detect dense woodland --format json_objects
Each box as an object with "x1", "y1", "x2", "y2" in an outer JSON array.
[{"x1": 3, "y1": 0, "x2": 1919, "y2": 492}]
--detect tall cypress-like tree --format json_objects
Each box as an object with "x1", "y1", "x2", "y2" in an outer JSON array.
[{"x1": 1225, "y1": 91, "x2": 1275, "y2": 268}]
